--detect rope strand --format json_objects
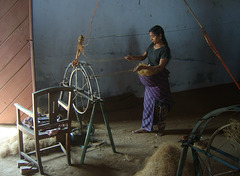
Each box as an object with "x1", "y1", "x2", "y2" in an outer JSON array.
[
  {"x1": 95, "y1": 69, "x2": 134, "y2": 78},
  {"x1": 85, "y1": 0, "x2": 100, "y2": 45},
  {"x1": 183, "y1": 0, "x2": 240, "y2": 90}
]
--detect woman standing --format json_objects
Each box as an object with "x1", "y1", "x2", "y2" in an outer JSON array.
[{"x1": 125, "y1": 25, "x2": 173, "y2": 136}]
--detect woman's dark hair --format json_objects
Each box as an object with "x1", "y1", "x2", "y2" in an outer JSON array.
[
  {"x1": 149, "y1": 25, "x2": 168, "y2": 46},
  {"x1": 149, "y1": 25, "x2": 171, "y2": 58}
]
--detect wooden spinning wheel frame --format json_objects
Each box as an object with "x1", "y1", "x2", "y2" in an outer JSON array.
[{"x1": 61, "y1": 61, "x2": 101, "y2": 114}]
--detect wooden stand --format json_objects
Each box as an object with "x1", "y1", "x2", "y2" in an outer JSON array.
[{"x1": 80, "y1": 99, "x2": 117, "y2": 164}]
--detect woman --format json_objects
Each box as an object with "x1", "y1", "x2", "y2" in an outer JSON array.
[{"x1": 125, "y1": 25, "x2": 173, "y2": 136}]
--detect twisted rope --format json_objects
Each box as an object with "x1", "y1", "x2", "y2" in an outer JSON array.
[{"x1": 184, "y1": 0, "x2": 240, "y2": 90}]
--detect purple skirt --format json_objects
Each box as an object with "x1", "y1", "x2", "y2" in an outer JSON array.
[{"x1": 139, "y1": 69, "x2": 173, "y2": 131}]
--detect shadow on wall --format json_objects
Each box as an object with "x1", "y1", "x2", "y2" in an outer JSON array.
[{"x1": 126, "y1": 27, "x2": 141, "y2": 56}]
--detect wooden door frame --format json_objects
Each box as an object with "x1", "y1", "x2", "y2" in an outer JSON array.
[{"x1": 29, "y1": 0, "x2": 36, "y2": 92}]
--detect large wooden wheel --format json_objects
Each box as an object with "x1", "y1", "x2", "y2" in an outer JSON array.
[{"x1": 61, "y1": 61, "x2": 101, "y2": 114}]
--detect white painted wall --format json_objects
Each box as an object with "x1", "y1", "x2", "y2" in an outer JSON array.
[{"x1": 33, "y1": 0, "x2": 240, "y2": 97}]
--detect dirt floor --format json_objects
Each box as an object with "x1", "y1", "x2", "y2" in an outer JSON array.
[{"x1": 0, "y1": 83, "x2": 240, "y2": 176}]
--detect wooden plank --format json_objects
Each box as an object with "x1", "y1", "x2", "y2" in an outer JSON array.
[
  {"x1": 0, "y1": 83, "x2": 32, "y2": 124},
  {"x1": 0, "y1": 0, "x2": 18, "y2": 19},
  {"x1": 28, "y1": 0, "x2": 36, "y2": 92},
  {"x1": 0, "y1": 17, "x2": 29, "y2": 71},
  {"x1": 0, "y1": 60, "x2": 32, "y2": 113},
  {"x1": 0, "y1": 44, "x2": 30, "y2": 89},
  {"x1": 0, "y1": 0, "x2": 28, "y2": 45},
  {"x1": 0, "y1": 0, "x2": 34, "y2": 124}
]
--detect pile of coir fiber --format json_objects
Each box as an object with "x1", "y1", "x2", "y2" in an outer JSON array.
[
  {"x1": 0, "y1": 121, "x2": 81, "y2": 158},
  {"x1": 223, "y1": 118, "x2": 240, "y2": 145},
  {"x1": 0, "y1": 134, "x2": 56, "y2": 158},
  {"x1": 134, "y1": 142, "x2": 194, "y2": 176}
]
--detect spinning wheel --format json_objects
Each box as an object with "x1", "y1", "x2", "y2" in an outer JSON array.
[
  {"x1": 177, "y1": 105, "x2": 240, "y2": 176},
  {"x1": 204, "y1": 123, "x2": 240, "y2": 175},
  {"x1": 61, "y1": 61, "x2": 101, "y2": 114},
  {"x1": 60, "y1": 60, "x2": 116, "y2": 165},
  {"x1": 59, "y1": 3, "x2": 115, "y2": 162}
]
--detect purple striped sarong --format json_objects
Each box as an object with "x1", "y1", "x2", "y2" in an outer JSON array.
[{"x1": 139, "y1": 69, "x2": 173, "y2": 132}]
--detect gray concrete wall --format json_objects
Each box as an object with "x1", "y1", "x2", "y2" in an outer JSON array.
[{"x1": 33, "y1": 0, "x2": 240, "y2": 98}]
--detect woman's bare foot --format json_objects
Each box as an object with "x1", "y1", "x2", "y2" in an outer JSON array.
[
  {"x1": 156, "y1": 131, "x2": 165, "y2": 136},
  {"x1": 132, "y1": 128, "x2": 149, "y2": 133},
  {"x1": 156, "y1": 125, "x2": 165, "y2": 136}
]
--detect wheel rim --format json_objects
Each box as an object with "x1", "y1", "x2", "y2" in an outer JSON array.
[
  {"x1": 79, "y1": 62, "x2": 101, "y2": 100},
  {"x1": 69, "y1": 68, "x2": 92, "y2": 114},
  {"x1": 205, "y1": 123, "x2": 240, "y2": 176},
  {"x1": 62, "y1": 63, "x2": 73, "y2": 86}
]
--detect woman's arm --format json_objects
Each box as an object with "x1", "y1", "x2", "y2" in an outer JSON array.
[
  {"x1": 134, "y1": 58, "x2": 168, "y2": 73},
  {"x1": 152, "y1": 58, "x2": 168, "y2": 72},
  {"x1": 124, "y1": 52, "x2": 147, "y2": 61}
]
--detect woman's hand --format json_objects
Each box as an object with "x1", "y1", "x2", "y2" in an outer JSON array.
[
  {"x1": 124, "y1": 55, "x2": 134, "y2": 61},
  {"x1": 125, "y1": 52, "x2": 147, "y2": 61},
  {"x1": 133, "y1": 64, "x2": 147, "y2": 72}
]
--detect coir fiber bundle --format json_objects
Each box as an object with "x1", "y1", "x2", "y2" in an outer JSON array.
[
  {"x1": 0, "y1": 134, "x2": 56, "y2": 158},
  {"x1": 135, "y1": 143, "x2": 194, "y2": 176}
]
